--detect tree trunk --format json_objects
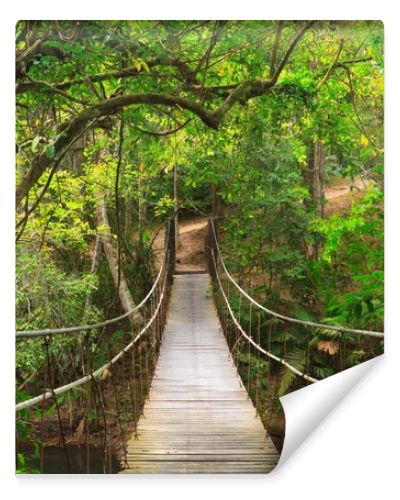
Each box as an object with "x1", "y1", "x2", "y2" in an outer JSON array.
[
  {"x1": 83, "y1": 234, "x2": 102, "y2": 313},
  {"x1": 138, "y1": 199, "x2": 147, "y2": 249},
  {"x1": 317, "y1": 142, "x2": 326, "y2": 218},
  {"x1": 305, "y1": 141, "x2": 326, "y2": 218},
  {"x1": 137, "y1": 166, "x2": 148, "y2": 251},
  {"x1": 95, "y1": 188, "x2": 142, "y2": 325},
  {"x1": 71, "y1": 133, "x2": 85, "y2": 175},
  {"x1": 124, "y1": 197, "x2": 134, "y2": 242},
  {"x1": 76, "y1": 234, "x2": 103, "y2": 371},
  {"x1": 211, "y1": 183, "x2": 225, "y2": 218},
  {"x1": 304, "y1": 141, "x2": 326, "y2": 260}
]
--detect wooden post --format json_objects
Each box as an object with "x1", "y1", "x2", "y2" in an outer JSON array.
[
  {"x1": 204, "y1": 220, "x2": 211, "y2": 274},
  {"x1": 166, "y1": 218, "x2": 176, "y2": 281},
  {"x1": 205, "y1": 218, "x2": 217, "y2": 278},
  {"x1": 173, "y1": 165, "x2": 179, "y2": 249}
]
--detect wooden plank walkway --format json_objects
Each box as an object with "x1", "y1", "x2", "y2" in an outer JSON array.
[{"x1": 121, "y1": 273, "x2": 280, "y2": 474}]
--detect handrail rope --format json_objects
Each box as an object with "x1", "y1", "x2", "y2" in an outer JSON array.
[
  {"x1": 15, "y1": 251, "x2": 170, "y2": 412},
  {"x1": 210, "y1": 219, "x2": 384, "y2": 339},
  {"x1": 212, "y1": 251, "x2": 318, "y2": 383},
  {"x1": 16, "y1": 222, "x2": 171, "y2": 339}
]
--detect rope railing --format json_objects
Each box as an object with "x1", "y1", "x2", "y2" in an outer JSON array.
[
  {"x1": 16, "y1": 231, "x2": 168, "y2": 340},
  {"x1": 16, "y1": 251, "x2": 170, "y2": 412},
  {"x1": 16, "y1": 218, "x2": 176, "y2": 472},
  {"x1": 211, "y1": 251, "x2": 318, "y2": 384},
  {"x1": 209, "y1": 218, "x2": 384, "y2": 339},
  {"x1": 16, "y1": 219, "x2": 175, "y2": 410},
  {"x1": 206, "y1": 217, "x2": 384, "y2": 403}
]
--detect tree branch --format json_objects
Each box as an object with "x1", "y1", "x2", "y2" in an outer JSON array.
[
  {"x1": 16, "y1": 22, "x2": 315, "y2": 207},
  {"x1": 271, "y1": 21, "x2": 316, "y2": 86},
  {"x1": 213, "y1": 21, "x2": 315, "y2": 122},
  {"x1": 132, "y1": 118, "x2": 192, "y2": 137},
  {"x1": 16, "y1": 57, "x2": 191, "y2": 94},
  {"x1": 269, "y1": 21, "x2": 284, "y2": 77},
  {"x1": 317, "y1": 39, "x2": 344, "y2": 88}
]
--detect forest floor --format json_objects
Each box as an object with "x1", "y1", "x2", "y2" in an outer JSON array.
[
  {"x1": 325, "y1": 176, "x2": 370, "y2": 216},
  {"x1": 152, "y1": 177, "x2": 369, "y2": 270},
  {"x1": 175, "y1": 217, "x2": 208, "y2": 272},
  {"x1": 153, "y1": 216, "x2": 208, "y2": 272},
  {"x1": 22, "y1": 356, "x2": 149, "y2": 472}
]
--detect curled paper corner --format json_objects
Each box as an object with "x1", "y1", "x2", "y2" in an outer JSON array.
[{"x1": 274, "y1": 354, "x2": 384, "y2": 471}]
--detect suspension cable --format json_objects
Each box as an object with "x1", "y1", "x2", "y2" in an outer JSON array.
[
  {"x1": 15, "y1": 250, "x2": 170, "y2": 412},
  {"x1": 210, "y1": 219, "x2": 384, "y2": 339},
  {"x1": 16, "y1": 225, "x2": 169, "y2": 339},
  {"x1": 212, "y1": 251, "x2": 318, "y2": 383}
]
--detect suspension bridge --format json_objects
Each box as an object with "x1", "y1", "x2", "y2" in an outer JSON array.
[{"x1": 16, "y1": 219, "x2": 384, "y2": 474}]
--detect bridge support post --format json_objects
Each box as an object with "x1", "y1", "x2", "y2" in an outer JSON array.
[
  {"x1": 166, "y1": 218, "x2": 176, "y2": 282},
  {"x1": 205, "y1": 218, "x2": 218, "y2": 278}
]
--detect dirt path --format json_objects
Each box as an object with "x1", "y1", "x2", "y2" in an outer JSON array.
[
  {"x1": 175, "y1": 217, "x2": 208, "y2": 272},
  {"x1": 153, "y1": 216, "x2": 208, "y2": 272},
  {"x1": 151, "y1": 178, "x2": 369, "y2": 269},
  {"x1": 325, "y1": 177, "x2": 370, "y2": 216},
  {"x1": 325, "y1": 177, "x2": 366, "y2": 199}
]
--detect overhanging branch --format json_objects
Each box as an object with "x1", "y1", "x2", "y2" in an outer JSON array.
[{"x1": 16, "y1": 21, "x2": 315, "y2": 207}]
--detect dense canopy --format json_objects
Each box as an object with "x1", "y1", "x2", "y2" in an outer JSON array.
[{"x1": 15, "y1": 20, "x2": 383, "y2": 473}]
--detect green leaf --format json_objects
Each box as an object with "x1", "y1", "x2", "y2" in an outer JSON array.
[
  {"x1": 31, "y1": 136, "x2": 42, "y2": 152},
  {"x1": 44, "y1": 144, "x2": 56, "y2": 159}
]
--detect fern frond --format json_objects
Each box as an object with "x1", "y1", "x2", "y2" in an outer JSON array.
[{"x1": 278, "y1": 347, "x2": 306, "y2": 396}]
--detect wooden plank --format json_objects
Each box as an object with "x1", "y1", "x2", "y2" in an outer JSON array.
[
  {"x1": 120, "y1": 462, "x2": 275, "y2": 474},
  {"x1": 121, "y1": 274, "x2": 280, "y2": 474}
]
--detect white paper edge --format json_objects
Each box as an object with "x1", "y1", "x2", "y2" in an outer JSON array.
[{"x1": 274, "y1": 354, "x2": 383, "y2": 471}]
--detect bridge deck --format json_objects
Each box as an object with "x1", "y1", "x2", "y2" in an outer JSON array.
[{"x1": 121, "y1": 273, "x2": 280, "y2": 474}]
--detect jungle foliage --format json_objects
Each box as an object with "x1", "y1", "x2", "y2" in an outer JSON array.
[{"x1": 15, "y1": 20, "x2": 383, "y2": 468}]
